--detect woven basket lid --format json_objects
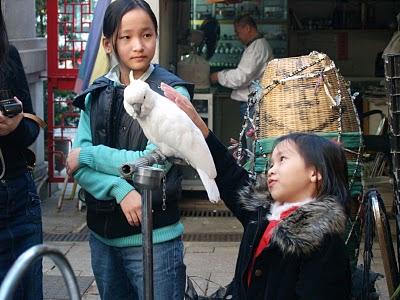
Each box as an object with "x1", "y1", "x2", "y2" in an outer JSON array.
[{"x1": 257, "y1": 52, "x2": 360, "y2": 138}]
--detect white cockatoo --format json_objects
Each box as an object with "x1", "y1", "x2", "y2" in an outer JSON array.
[{"x1": 123, "y1": 71, "x2": 220, "y2": 203}]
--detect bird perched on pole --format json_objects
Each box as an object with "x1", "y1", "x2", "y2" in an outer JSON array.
[{"x1": 123, "y1": 71, "x2": 220, "y2": 203}]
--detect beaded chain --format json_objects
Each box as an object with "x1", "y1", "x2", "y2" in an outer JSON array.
[
  {"x1": 236, "y1": 81, "x2": 263, "y2": 167},
  {"x1": 333, "y1": 69, "x2": 343, "y2": 143},
  {"x1": 334, "y1": 71, "x2": 364, "y2": 247},
  {"x1": 333, "y1": 70, "x2": 364, "y2": 193},
  {"x1": 162, "y1": 171, "x2": 167, "y2": 211}
]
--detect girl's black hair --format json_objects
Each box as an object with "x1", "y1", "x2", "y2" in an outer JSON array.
[
  {"x1": 103, "y1": 0, "x2": 158, "y2": 60},
  {"x1": 0, "y1": 2, "x2": 9, "y2": 64},
  {"x1": 272, "y1": 133, "x2": 350, "y2": 213}
]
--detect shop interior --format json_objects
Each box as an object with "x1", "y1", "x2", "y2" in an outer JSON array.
[
  {"x1": 156, "y1": 0, "x2": 399, "y2": 190},
  {"x1": 158, "y1": 0, "x2": 399, "y2": 140}
]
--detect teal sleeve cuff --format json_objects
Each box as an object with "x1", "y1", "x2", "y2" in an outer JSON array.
[
  {"x1": 174, "y1": 86, "x2": 190, "y2": 100},
  {"x1": 79, "y1": 147, "x2": 94, "y2": 168},
  {"x1": 110, "y1": 179, "x2": 135, "y2": 204}
]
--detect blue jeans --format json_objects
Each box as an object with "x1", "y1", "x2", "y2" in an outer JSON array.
[
  {"x1": 90, "y1": 234, "x2": 186, "y2": 300},
  {"x1": 0, "y1": 172, "x2": 43, "y2": 300}
]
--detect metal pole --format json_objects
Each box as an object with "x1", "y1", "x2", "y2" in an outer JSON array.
[
  {"x1": 0, "y1": 244, "x2": 80, "y2": 300},
  {"x1": 142, "y1": 188, "x2": 153, "y2": 300},
  {"x1": 133, "y1": 166, "x2": 164, "y2": 300}
]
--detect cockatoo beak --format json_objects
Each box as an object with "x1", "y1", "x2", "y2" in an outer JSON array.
[
  {"x1": 129, "y1": 70, "x2": 135, "y2": 83},
  {"x1": 133, "y1": 103, "x2": 141, "y2": 116},
  {"x1": 128, "y1": 70, "x2": 144, "y2": 116}
]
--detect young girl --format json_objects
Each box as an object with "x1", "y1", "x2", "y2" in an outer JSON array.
[
  {"x1": 68, "y1": 1, "x2": 193, "y2": 299},
  {"x1": 162, "y1": 84, "x2": 352, "y2": 299}
]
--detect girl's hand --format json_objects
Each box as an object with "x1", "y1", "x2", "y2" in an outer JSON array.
[
  {"x1": 66, "y1": 148, "x2": 81, "y2": 176},
  {"x1": 0, "y1": 97, "x2": 23, "y2": 136},
  {"x1": 160, "y1": 82, "x2": 209, "y2": 138},
  {"x1": 120, "y1": 190, "x2": 142, "y2": 226}
]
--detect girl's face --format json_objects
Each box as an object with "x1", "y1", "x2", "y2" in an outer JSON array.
[
  {"x1": 267, "y1": 140, "x2": 321, "y2": 203},
  {"x1": 107, "y1": 8, "x2": 157, "y2": 82}
]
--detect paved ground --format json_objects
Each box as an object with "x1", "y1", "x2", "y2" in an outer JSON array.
[
  {"x1": 41, "y1": 188, "x2": 242, "y2": 299},
  {"x1": 30, "y1": 177, "x2": 399, "y2": 299}
]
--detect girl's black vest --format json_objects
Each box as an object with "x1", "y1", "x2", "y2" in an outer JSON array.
[{"x1": 73, "y1": 65, "x2": 194, "y2": 238}]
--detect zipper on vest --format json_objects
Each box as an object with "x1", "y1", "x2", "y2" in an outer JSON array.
[{"x1": 108, "y1": 87, "x2": 117, "y2": 146}]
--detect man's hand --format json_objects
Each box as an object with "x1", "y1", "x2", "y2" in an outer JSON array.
[
  {"x1": 209, "y1": 72, "x2": 219, "y2": 84},
  {"x1": 160, "y1": 82, "x2": 209, "y2": 138},
  {"x1": 0, "y1": 97, "x2": 23, "y2": 136},
  {"x1": 66, "y1": 148, "x2": 81, "y2": 176},
  {"x1": 120, "y1": 190, "x2": 142, "y2": 226}
]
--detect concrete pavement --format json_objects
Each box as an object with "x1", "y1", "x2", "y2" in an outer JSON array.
[{"x1": 41, "y1": 188, "x2": 241, "y2": 299}]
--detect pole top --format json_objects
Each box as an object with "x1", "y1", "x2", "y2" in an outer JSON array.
[{"x1": 133, "y1": 166, "x2": 164, "y2": 190}]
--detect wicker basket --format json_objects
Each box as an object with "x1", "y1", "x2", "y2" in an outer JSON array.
[
  {"x1": 258, "y1": 52, "x2": 360, "y2": 138},
  {"x1": 251, "y1": 52, "x2": 363, "y2": 196}
]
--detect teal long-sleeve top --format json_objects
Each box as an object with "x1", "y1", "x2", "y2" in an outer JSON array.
[
  {"x1": 73, "y1": 85, "x2": 190, "y2": 202},
  {"x1": 72, "y1": 81, "x2": 190, "y2": 247}
]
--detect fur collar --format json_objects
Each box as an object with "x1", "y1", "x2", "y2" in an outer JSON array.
[{"x1": 238, "y1": 181, "x2": 347, "y2": 256}]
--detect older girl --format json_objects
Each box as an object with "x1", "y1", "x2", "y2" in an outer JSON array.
[{"x1": 68, "y1": 1, "x2": 193, "y2": 299}]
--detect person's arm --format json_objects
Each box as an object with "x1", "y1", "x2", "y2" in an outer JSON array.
[
  {"x1": 0, "y1": 45, "x2": 39, "y2": 147},
  {"x1": 72, "y1": 93, "x2": 134, "y2": 202},
  {"x1": 217, "y1": 39, "x2": 272, "y2": 89},
  {"x1": 205, "y1": 131, "x2": 250, "y2": 221},
  {"x1": 161, "y1": 82, "x2": 250, "y2": 222},
  {"x1": 77, "y1": 142, "x2": 157, "y2": 175},
  {"x1": 295, "y1": 235, "x2": 351, "y2": 300}
]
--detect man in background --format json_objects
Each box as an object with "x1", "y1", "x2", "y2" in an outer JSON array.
[{"x1": 210, "y1": 14, "x2": 273, "y2": 121}]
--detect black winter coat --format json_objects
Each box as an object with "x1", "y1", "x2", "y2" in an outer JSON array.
[
  {"x1": 0, "y1": 45, "x2": 39, "y2": 178},
  {"x1": 205, "y1": 131, "x2": 352, "y2": 300}
]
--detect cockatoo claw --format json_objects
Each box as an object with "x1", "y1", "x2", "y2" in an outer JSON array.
[{"x1": 209, "y1": 198, "x2": 220, "y2": 204}]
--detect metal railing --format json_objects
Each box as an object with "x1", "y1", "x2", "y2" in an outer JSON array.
[{"x1": 0, "y1": 244, "x2": 80, "y2": 300}]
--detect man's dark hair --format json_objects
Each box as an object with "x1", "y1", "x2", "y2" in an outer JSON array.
[{"x1": 234, "y1": 14, "x2": 257, "y2": 30}]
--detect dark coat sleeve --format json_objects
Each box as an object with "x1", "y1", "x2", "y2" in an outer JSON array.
[
  {"x1": 295, "y1": 234, "x2": 352, "y2": 300},
  {"x1": 0, "y1": 45, "x2": 39, "y2": 147},
  {"x1": 205, "y1": 131, "x2": 251, "y2": 222}
]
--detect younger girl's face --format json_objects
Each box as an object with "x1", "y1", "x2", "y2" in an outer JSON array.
[
  {"x1": 111, "y1": 8, "x2": 157, "y2": 82},
  {"x1": 267, "y1": 140, "x2": 320, "y2": 203}
]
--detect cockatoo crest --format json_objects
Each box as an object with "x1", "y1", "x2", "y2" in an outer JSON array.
[{"x1": 123, "y1": 71, "x2": 155, "y2": 118}]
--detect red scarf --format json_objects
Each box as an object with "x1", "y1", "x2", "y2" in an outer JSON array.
[{"x1": 246, "y1": 206, "x2": 299, "y2": 286}]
